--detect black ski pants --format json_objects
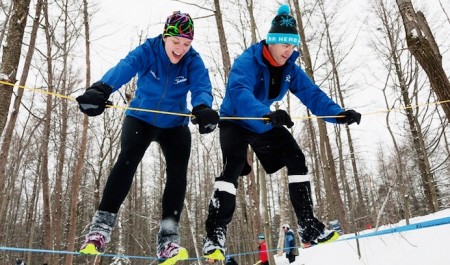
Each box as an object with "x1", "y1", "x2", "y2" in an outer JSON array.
[
  {"x1": 205, "y1": 122, "x2": 321, "y2": 237},
  {"x1": 98, "y1": 116, "x2": 191, "y2": 222}
]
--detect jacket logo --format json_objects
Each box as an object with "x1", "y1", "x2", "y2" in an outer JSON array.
[
  {"x1": 174, "y1": 76, "x2": 187, "y2": 84},
  {"x1": 150, "y1": 70, "x2": 160, "y2": 80},
  {"x1": 285, "y1": 75, "x2": 291, "y2": 82}
]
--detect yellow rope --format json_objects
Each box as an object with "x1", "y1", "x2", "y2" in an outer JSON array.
[
  {"x1": 1, "y1": 80, "x2": 449, "y2": 121},
  {"x1": 0, "y1": 80, "x2": 76, "y2": 101}
]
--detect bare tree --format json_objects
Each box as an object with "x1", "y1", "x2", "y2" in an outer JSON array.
[
  {"x1": 438, "y1": 0, "x2": 450, "y2": 26},
  {"x1": 291, "y1": 0, "x2": 347, "y2": 229},
  {"x1": 396, "y1": 0, "x2": 450, "y2": 121},
  {"x1": 0, "y1": 0, "x2": 42, "y2": 227},
  {"x1": 373, "y1": 0, "x2": 413, "y2": 224},
  {"x1": 64, "y1": 0, "x2": 90, "y2": 263},
  {"x1": 382, "y1": 0, "x2": 439, "y2": 213},
  {"x1": 52, "y1": 0, "x2": 84, "y2": 255},
  {"x1": 40, "y1": 0, "x2": 59, "y2": 262},
  {"x1": 213, "y1": 0, "x2": 232, "y2": 80},
  {"x1": 0, "y1": 0, "x2": 32, "y2": 210},
  {"x1": 0, "y1": 1, "x2": 13, "y2": 50}
]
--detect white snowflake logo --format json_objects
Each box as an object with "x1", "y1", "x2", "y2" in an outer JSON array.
[{"x1": 280, "y1": 17, "x2": 295, "y2": 27}]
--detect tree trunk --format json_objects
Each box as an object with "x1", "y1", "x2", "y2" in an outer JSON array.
[
  {"x1": 25, "y1": 171, "x2": 41, "y2": 265},
  {"x1": 0, "y1": 0, "x2": 42, "y2": 225},
  {"x1": 0, "y1": 0, "x2": 32, "y2": 211},
  {"x1": 0, "y1": 3, "x2": 13, "y2": 46},
  {"x1": 213, "y1": 0, "x2": 231, "y2": 80},
  {"x1": 396, "y1": 0, "x2": 450, "y2": 121},
  {"x1": 318, "y1": 0, "x2": 358, "y2": 231},
  {"x1": 53, "y1": 0, "x2": 71, "y2": 254},
  {"x1": 248, "y1": 150, "x2": 260, "y2": 236},
  {"x1": 185, "y1": 200, "x2": 201, "y2": 265},
  {"x1": 64, "y1": 0, "x2": 91, "y2": 263},
  {"x1": 386, "y1": 1, "x2": 439, "y2": 213},
  {"x1": 318, "y1": 120, "x2": 347, "y2": 228},
  {"x1": 41, "y1": 1, "x2": 55, "y2": 263},
  {"x1": 292, "y1": 0, "x2": 337, "y2": 224},
  {"x1": 244, "y1": 0, "x2": 257, "y2": 44},
  {"x1": 259, "y1": 165, "x2": 274, "y2": 265},
  {"x1": 383, "y1": 90, "x2": 411, "y2": 224}
]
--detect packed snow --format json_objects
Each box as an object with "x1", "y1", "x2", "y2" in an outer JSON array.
[{"x1": 273, "y1": 209, "x2": 450, "y2": 265}]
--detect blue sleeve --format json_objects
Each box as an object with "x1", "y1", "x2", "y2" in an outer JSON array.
[
  {"x1": 290, "y1": 66, "x2": 344, "y2": 123},
  {"x1": 188, "y1": 53, "x2": 214, "y2": 108},
  {"x1": 100, "y1": 41, "x2": 152, "y2": 92}
]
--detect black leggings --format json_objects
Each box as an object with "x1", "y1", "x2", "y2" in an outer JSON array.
[
  {"x1": 98, "y1": 116, "x2": 191, "y2": 222},
  {"x1": 287, "y1": 252, "x2": 296, "y2": 263},
  {"x1": 206, "y1": 122, "x2": 316, "y2": 232}
]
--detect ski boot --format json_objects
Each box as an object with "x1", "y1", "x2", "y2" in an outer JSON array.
[
  {"x1": 298, "y1": 223, "x2": 339, "y2": 247},
  {"x1": 157, "y1": 242, "x2": 188, "y2": 265},
  {"x1": 317, "y1": 229, "x2": 339, "y2": 244},
  {"x1": 80, "y1": 232, "x2": 106, "y2": 255},
  {"x1": 79, "y1": 210, "x2": 116, "y2": 255},
  {"x1": 157, "y1": 219, "x2": 189, "y2": 264},
  {"x1": 203, "y1": 237, "x2": 226, "y2": 262}
]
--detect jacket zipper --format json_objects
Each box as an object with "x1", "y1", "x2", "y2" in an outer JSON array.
[{"x1": 153, "y1": 63, "x2": 170, "y2": 125}]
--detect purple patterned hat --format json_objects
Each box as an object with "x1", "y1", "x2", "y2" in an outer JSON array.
[{"x1": 163, "y1": 11, "x2": 194, "y2": 40}]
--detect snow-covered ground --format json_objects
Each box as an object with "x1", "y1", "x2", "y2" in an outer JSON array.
[{"x1": 274, "y1": 209, "x2": 450, "y2": 265}]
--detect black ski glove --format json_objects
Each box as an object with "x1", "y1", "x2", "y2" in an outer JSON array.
[
  {"x1": 191, "y1": 105, "x2": 220, "y2": 134},
  {"x1": 263, "y1": 109, "x2": 294, "y2": 128},
  {"x1": 76, "y1": 82, "x2": 113, "y2": 116},
  {"x1": 336, "y1": 109, "x2": 361, "y2": 125}
]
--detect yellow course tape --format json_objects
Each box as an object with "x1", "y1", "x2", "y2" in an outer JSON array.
[{"x1": 1, "y1": 80, "x2": 449, "y2": 121}]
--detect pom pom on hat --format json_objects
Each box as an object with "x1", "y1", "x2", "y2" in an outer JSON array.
[
  {"x1": 266, "y1": 5, "x2": 300, "y2": 46},
  {"x1": 277, "y1": 4, "x2": 290, "y2": 15}
]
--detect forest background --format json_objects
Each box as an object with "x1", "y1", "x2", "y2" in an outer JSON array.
[{"x1": 0, "y1": 0, "x2": 449, "y2": 264}]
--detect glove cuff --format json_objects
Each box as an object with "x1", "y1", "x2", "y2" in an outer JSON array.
[
  {"x1": 192, "y1": 104, "x2": 210, "y2": 113},
  {"x1": 88, "y1": 81, "x2": 113, "y2": 98}
]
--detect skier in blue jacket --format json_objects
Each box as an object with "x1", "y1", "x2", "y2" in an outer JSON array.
[
  {"x1": 77, "y1": 11, "x2": 219, "y2": 265},
  {"x1": 283, "y1": 224, "x2": 298, "y2": 263},
  {"x1": 202, "y1": 5, "x2": 361, "y2": 261}
]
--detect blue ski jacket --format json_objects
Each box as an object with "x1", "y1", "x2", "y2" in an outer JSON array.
[
  {"x1": 220, "y1": 40, "x2": 344, "y2": 133},
  {"x1": 284, "y1": 229, "x2": 296, "y2": 254},
  {"x1": 100, "y1": 35, "x2": 213, "y2": 128}
]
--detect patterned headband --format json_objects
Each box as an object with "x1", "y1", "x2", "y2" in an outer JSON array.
[{"x1": 163, "y1": 11, "x2": 194, "y2": 40}]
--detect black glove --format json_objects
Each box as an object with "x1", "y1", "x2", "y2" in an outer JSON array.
[
  {"x1": 76, "y1": 82, "x2": 113, "y2": 116},
  {"x1": 263, "y1": 109, "x2": 294, "y2": 128},
  {"x1": 191, "y1": 105, "x2": 220, "y2": 134},
  {"x1": 336, "y1": 109, "x2": 361, "y2": 125}
]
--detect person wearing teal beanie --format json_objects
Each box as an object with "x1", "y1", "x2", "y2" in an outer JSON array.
[{"x1": 202, "y1": 4, "x2": 361, "y2": 262}]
